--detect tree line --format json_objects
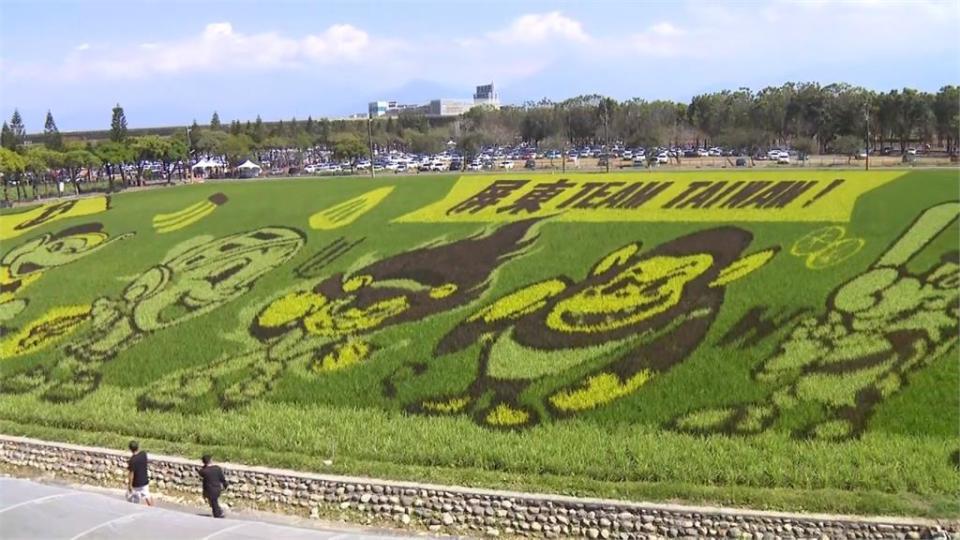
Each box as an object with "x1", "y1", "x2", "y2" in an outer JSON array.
[{"x1": 1, "y1": 82, "x2": 957, "y2": 200}]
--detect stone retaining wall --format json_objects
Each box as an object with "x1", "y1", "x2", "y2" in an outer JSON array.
[{"x1": 1, "y1": 434, "x2": 955, "y2": 540}]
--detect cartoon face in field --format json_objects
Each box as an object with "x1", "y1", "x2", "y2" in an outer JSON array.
[
  {"x1": 0, "y1": 224, "x2": 133, "y2": 358},
  {"x1": 0, "y1": 196, "x2": 111, "y2": 241},
  {"x1": 674, "y1": 202, "x2": 959, "y2": 440},
  {"x1": 544, "y1": 254, "x2": 714, "y2": 335},
  {"x1": 137, "y1": 219, "x2": 540, "y2": 412},
  {"x1": 123, "y1": 227, "x2": 306, "y2": 332},
  {"x1": 1, "y1": 227, "x2": 305, "y2": 404},
  {"x1": 396, "y1": 227, "x2": 779, "y2": 428},
  {"x1": 0, "y1": 224, "x2": 132, "y2": 307}
]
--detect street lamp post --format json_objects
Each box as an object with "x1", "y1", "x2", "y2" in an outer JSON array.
[{"x1": 367, "y1": 115, "x2": 376, "y2": 178}]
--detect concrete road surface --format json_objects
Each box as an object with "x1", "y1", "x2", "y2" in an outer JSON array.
[{"x1": 0, "y1": 477, "x2": 440, "y2": 540}]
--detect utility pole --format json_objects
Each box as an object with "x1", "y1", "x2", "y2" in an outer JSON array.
[
  {"x1": 367, "y1": 115, "x2": 376, "y2": 178},
  {"x1": 864, "y1": 106, "x2": 870, "y2": 171},
  {"x1": 602, "y1": 100, "x2": 611, "y2": 173},
  {"x1": 561, "y1": 108, "x2": 567, "y2": 174}
]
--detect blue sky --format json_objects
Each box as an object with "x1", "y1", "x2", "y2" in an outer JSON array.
[{"x1": 2, "y1": 0, "x2": 958, "y2": 132}]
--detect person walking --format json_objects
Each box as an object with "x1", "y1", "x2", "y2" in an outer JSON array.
[
  {"x1": 198, "y1": 454, "x2": 229, "y2": 518},
  {"x1": 126, "y1": 440, "x2": 154, "y2": 506}
]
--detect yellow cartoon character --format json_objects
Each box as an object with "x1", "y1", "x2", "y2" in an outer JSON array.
[
  {"x1": 391, "y1": 227, "x2": 778, "y2": 428},
  {"x1": 1, "y1": 227, "x2": 304, "y2": 402},
  {"x1": 138, "y1": 219, "x2": 540, "y2": 412},
  {"x1": 0, "y1": 224, "x2": 133, "y2": 358}
]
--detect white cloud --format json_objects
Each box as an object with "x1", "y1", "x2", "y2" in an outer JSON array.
[
  {"x1": 649, "y1": 22, "x2": 684, "y2": 37},
  {"x1": 626, "y1": 21, "x2": 702, "y2": 58},
  {"x1": 488, "y1": 12, "x2": 590, "y2": 44},
  {"x1": 38, "y1": 22, "x2": 385, "y2": 81}
]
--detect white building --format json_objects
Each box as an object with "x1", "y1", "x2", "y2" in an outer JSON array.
[
  {"x1": 427, "y1": 99, "x2": 475, "y2": 117},
  {"x1": 368, "y1": 83, "x2": 501, "y2": 118},
  {"x1": 473, "y1": 83, "x2": 500, "y2": 109}
]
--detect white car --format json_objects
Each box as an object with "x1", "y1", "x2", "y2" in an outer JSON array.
[
  {"x1": 500, "y1": 160, "x2": 514, "y2": 169},
  {"x1": 656, "y1": 153, "x2": 669, "y2": 164},
  {"x1": 697, "y1": 149, "x2": 710, "y2": 157},
  {"x1": 777, "y1": 151, "x2": 790, "y2": 164},
  {"x1": 906, "y1": 148, "x2": 918, "y2": 155},
  {"x1": 429, "y1": 161, "x2": 445, "y2": 171},
  {"x1": 708, "y1": 148, "x2": 722, "y2": 157},
  {"x1": 767, "y1": 149, "x2": 782, "y2": 160},
  {"x1": 467, "y1": 161, "x2": 483, "y2": 171}
]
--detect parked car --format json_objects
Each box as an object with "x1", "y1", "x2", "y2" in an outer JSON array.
[
  {"x1": 777, "y1": 151, "x2": 790, "y2": 164},
  {"x1": 697, "y1": 148, "x2": 710, "y2": 157},
  {"x1": 735, "y1": 157, "x2": 747, "y2": 167},
  {"x1": 906, "y1": 148, "x2": 918, "y2": 155},
  {"x1": 499, "y1": 160, "x2": 514, "y2": 169},
  {"x1": 655, "y1": 153, "x2": 669, "y2": 164},
  {"x1": 632, "y1": 158, "x2": 647, "y2": 168}
]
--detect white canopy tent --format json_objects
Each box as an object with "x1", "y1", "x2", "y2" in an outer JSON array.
[
  {"x1": 190, "y1": 158, "x2": 226, "y2": 180},
  {"x1": 237, "y1": 160, "x2": 262, "y2": 178}
]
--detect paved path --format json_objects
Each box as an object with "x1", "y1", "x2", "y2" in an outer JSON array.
[{"x1": 0, "y1": 477, "x2": 437, "y2": 540}]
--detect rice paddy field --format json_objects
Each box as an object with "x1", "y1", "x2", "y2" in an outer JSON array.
[{"x1": 0, "y1": 169, "x2": 957, "y2": 518}]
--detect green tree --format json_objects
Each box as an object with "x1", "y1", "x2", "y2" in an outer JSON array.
[
  {"x1": 0, "y1": 122, "x2": 13, "y2": 150},
  {"x1": 22, "y1": 147, "x2": 61, "y2": 198},
  {"x1": 95, "y1": 140, "x2": 133, "y2": 191},
  {"x1": 8, "y1": 109, "x2": 26, "y2": 151},
  {"x1": 830, "y1": 134, "x2": 863, "y2": 163},
  {"x1": 161, "y1": 135, "x2": 189, "y2": 183},
  {"x1": 791, "y1": 136, "x2": 817, "y2": 161},
  {"x1": 252, "y1": 115, "x2": 265, "y2": 143},
  {"x1": 197, "y1": 130, "x2": 229, "y2": 157},
  {"x1": 188, "y1": 120, "x2": 202, "y2": 157},
  {"x1": 0, "y1": 146, "x2": 27, "y2": 201},
  {"x1": 408, "y1": 132, "x2": 445, "y2": 155},
  {"x1": 933, "y1": 86, "x2": 959, "y2": 154},
  {"x1": 130, "y1": 135, "x2": 168, "y2": 183},
  {"x1": 332, "y1": 135, "x2": 367, "y2": 165},
  {"x1": 43, "y1": 110, "x2": 63, "y2": 151},
  {"x1": 222, "y1": 134, "x2": 254, "y2": 166},
  {"x1": 210, "y1": 111, "x2": 222, "y2": 131},
  {"x1": 62, "y1": 149, "x2": 100, "y2": 195},
  {"x1": 457, "y1": 132, "x2": 487, "y2": 167},
  {"x1": 520, "y1": 108, "x2": 558, "y2": 145},
  {"x1": 893, "y1": 89, "x2": 933, "y2": 153},
  {"x1": 110, "y1": 104, "x2": 128, "y2": 143}
]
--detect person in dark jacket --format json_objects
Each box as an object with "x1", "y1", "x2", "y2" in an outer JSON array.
[
  {"x1": 198, "y1": 454, "x2": 229, "y2": 518},
  {"x1": 127, "y1": 440, "x2": 154, "y2": 506}
]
